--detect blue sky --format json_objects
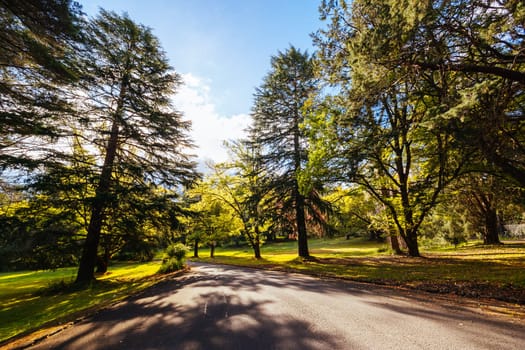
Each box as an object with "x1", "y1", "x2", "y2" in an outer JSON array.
[{"x1": 81, "y1": 0, "x2": 324, "y2": 163}]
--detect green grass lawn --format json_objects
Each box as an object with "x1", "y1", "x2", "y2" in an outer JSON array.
[
  {"x1": 0, "y1": 260, "x2": 163, "y2": 343},
  {"x1": 191, "y1": 237, "x2": 525, "y2": 294},
  {"x1": 3, "y1": 238, "x2": 525, "y2": 344}
]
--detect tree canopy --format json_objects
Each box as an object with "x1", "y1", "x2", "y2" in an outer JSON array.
[
  {"x1": 249, "y1": 46, "x2": 321, "y2": 258},
  {"x1": 73, "y1": 10, "x2": 198, "y2": 282},
  {"x1": 0, "y1": 0, "x2": 83, "y2": 170},
  {"x1": 1, "y1": 1, "x2": 524, "y2": 273}
]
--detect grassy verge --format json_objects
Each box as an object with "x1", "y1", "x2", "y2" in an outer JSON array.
[
  {"x1": 0, "y1": 260, "x2": 163, "y2": 343},
  {"x1": 190, "y1": 238, "x2": 525, "y2": 303}
]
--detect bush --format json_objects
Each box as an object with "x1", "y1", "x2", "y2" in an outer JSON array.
[
  {"x1": 158, "y1": 243, "x2": 188, "y2": 274},
  {"x1": 165, "y1": 243, "x2": 188, "y2": 260},
  {"x1": 158, "y1": 258, "x2": 185, "y2": 274}
]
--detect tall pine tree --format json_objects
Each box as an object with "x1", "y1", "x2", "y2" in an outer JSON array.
[
  {"x1": 75, "y1": 10, "x2": 198, "y2": 283},
  {"x1": 249, "y1": 47, "x2": 317, "y2": 258}
]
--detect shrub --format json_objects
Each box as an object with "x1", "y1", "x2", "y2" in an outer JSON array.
[
  {"x1": 158, "y1": 243, "x2": 188, "y2": 274},
  {"x1": 158, "y1": 258, "x2": 185, "y2": 274},
  {"x1": 165, "y1": 243, "x2": 188, "y2": 260}
]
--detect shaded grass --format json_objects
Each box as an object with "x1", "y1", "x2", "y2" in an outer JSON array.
[
  {"x1": 0, "y1": 261, "x2": 162, "y2": 343},
  {"x1": 191, "y1": 238, "x2": 525, "y2": 302}
]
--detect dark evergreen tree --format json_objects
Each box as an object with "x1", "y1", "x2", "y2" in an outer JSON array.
[
  {"x1": 249, "y1": 47, "x2": 318, "y2": 258},
  {"x1": 0, "y1": 0, "x2": 82, "y2": 170},
  {"x1": 74, "y1": 10, "x2": 198, "y2": 283}
]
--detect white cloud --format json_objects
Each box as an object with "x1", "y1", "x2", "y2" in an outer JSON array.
[{"x1": 173, "y1": 73, "x2": 251, "y2": 166}]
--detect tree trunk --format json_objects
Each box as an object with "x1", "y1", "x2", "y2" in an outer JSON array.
[
  {"x1": 76, "y1": 199, "x2": 105, "y2": 283},
  {"x1": 399, "y1": 184, "x2": 420, "y2": 257},
  {"x1": 253, "y1": 244, "x2": 262, "y2": 259},
  {"x1": 292, "y1": 105, "x2": 309, "y2": 258},
  {"x1": 403, "y1": 229, "x2": 420, "y2": 257},
  {"x1": 483, "y1": 207, "x2": 501, "y2": 244},
  {"x1": 193, "y1": 239, "x2": 199, "y2": 258},
  {"x1": 388, "y1": 232, "x2": 403, "y2": 255},
  {"x1": 245, "y1": 226, "x2": 262, "y2": 259},
  {"x1": 210, "y1": 242, "x2": 215, "y2": 258},
  {"x1": 295, "y1": 189, "x2": 309, "y2": 258},
  {"x1": 76, "y1": 76, "x2": 127, "y2": 284},
  {"x1": 96, "y1": 246, "x2": 110, "y2": 274},
  {"x1": 253, "y1": 226, "x2": 262, "y2": 259},
  {"x1": 96, "y1": 255, "x2": 108, "y2": 274},
  {"x1": 75, "y1": 120, "x2": 119, "y2": 283}
]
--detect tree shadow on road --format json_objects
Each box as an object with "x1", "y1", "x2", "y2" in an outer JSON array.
[
  {"x1": 30, "y1": 266, "x2": 349, "y2": 349},
  {"x1": 29, "y1": 263, "x2": 525, "y2": 350}
]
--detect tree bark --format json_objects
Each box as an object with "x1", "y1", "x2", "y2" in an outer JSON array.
[
  {"x1": 483, "y1": 207, "x2": 502, "y2": 245},
  {"x1": 399, "y1": 176, "x2": 420, "y2": 257},
  {"x1": 403, "y1": 229, "x2": 420, "y2": 257},
  {"x1": 210, "y1": 242, "x2": 215, "y2": 258},
  {"x1": 96, "y1": 247, "x2": 110, "y2": 273},
  {"x1": 415, "y1": 62, "x2": 525, "y2": 85},
  {"x1": 95, "y1": 256, "x2": 107, "y2": 274},
  {"x1": 193, "y1": 239, "x2": 199, "y2": 258},
  {"x1": 75, "y1": 119, "x2": 119, "y2": 283},
  {"x1": 293, "y1": 107, "x2": 309, "y2": 258},
  {"x1": 388, "y1": 232, "x2": 403, "y2": 255},
  {"x1": 253, "y1": 226, "x2": 262, "y2": 259},
  {"x1": 75, "y1": 76, "x2": 127, "y2": 284},
  {"x1": 296, "y1": 190, "x2": 309, "y2": 258}
]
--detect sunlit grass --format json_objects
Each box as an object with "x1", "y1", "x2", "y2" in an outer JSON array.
[
  {"x1": 98, "y1": 261, "x2": 160, "y2": 281},
  {"x1": 190, "y1": 238, "x2": 525, "y2": 289},
  {"x1": 0, "y1": 260, "x2": 162, "y2": 343},
  {"x1": 4, "y1": 239, "x2": 525, "y2": 344},
  {"x1": 0, "y1": 267, "x2": 77, "y2": 297}
]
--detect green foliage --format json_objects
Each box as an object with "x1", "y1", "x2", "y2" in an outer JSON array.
[
  {"x1": 0, "y1": 0, "x2": 83, "y2": 170},
  {"x1": 0, "y1": 139, "x2": 95, "y2": 271},
  {"x1": 112, "y1": 237, "x2": 157, "y2": 262},
  {"x1": 158, "y1": 258, "x2": 185, "y2": 274},
  {"x1": 73, "y1": 10, "x2": 199, "y2": 282},
  {"x1": 419, "y1": 205, "x2": 471, "y2": 249},
  {"x1": 0, "y1": 198, "x2": 83, "y2": 271},
  {"x1": 316, "y1": 0, "x2": 525, "y2": 188},
  {"x1": 165, "y1": 243, "x2": 188, "y2": 261},
  {"x1": 158, "y1": 243, "x2": 188, "y2": 273},
  {"x1": 0, "y1": 6, "x2": 197, "y2": 277},
  {"x1": 307, "y1": 0, "x2": 525, "y2": 256},
  {"x1": 204, "y1": 152, "x2": 272, "y2": 259},
  {"x1": 323, "y1": 186, "x2": 377, "y2": 238},
  {"x1": 248, "y1": 46, "x2": 333, "y2": 258},
  {"x1": 79, "y1": 10, "x2": 199, "y2": 188},
  {"x1": 183, "y1": 179, "x2": 243, "y2": 255}
]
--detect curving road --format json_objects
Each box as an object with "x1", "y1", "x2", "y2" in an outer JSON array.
[{"x1": 28, "y1": 262, "x2": 525, "y2": 350}]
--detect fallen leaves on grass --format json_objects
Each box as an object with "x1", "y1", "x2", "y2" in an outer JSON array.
[{"x1": 310, "y1": 255, "x2": 525, "y2": 305}]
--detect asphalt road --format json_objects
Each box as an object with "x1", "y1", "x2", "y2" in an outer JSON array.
[{"x1": 28, "y1": 263, "x2": 525, "y2": 350}]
